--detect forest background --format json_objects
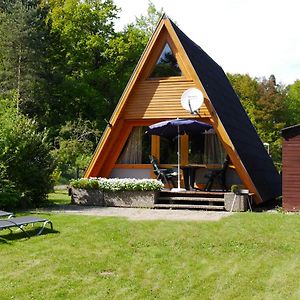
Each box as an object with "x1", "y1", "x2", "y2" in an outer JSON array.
[{"x1": 0, "y1": 0, "x2": 299, "y2": 208}]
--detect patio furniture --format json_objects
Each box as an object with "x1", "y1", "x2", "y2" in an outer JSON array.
[
  {"x1": 180, "y1": 165, "x2": 203, "y2": 190},
  {"x1": 149, "y1": 155, "x2": 178, "y2": 189},
  {"x1": 0, "y1": 216, "x2": 53, "y2": 238},
  {"x1": 0, "y1": 210, "x2": 13, "y2": 218},
  {"x1": 147, "y1": 119, "x2": 212, "y2": 191},
  {"x1": 204, "y1": 155, "x2": 230, "y2": 191}
]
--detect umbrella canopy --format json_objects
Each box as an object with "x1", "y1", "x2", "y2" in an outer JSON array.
[
  {"x1": 147, "y1": 119, "x2": 212, "y2": 139},
  {"x1": 147, "y1": 119, "x2": 212, "y2": 191}
]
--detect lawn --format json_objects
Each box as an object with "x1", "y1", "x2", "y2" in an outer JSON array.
[
  {"x1": 47, "y1": 188, "x2": 71, "y2": 205},
  {"x1": 1, "y1": 207, "x2": 300, "y2": 299}
]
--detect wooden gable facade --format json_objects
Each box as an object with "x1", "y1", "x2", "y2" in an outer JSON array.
[{"x1": 84, "y1": 16, "x2": 281, "y2": 204}]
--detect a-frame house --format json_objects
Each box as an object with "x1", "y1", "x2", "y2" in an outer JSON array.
[{"x1": 84, "y1": 16, "x2": 281, "y2": 204}]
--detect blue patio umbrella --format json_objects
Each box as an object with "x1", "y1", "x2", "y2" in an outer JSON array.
[{"x1": 147, "y1": 119, "x2": 212, "y2": 191}]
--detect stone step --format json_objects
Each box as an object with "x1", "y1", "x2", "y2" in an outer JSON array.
[
  {"x1": 160, "y1": 190, "x2": 225, "y2": 198},
  {"x1": 158, "y1": 196, "x2": 224, "y2": 203},
  {"x1": 154, "y1": 203, "x2": 225, "y2": 210}
]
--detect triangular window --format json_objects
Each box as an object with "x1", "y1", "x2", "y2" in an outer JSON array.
[{"x1": 150, "y1": 43, "x2": 182, "y2": 78}]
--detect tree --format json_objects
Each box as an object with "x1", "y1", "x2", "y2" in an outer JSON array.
[
  {"x1": 285, "y1": 80, "x2": 300, "y2": 126},
  {"x1": 36, "y1": 0, "x2": 163, "y2": 132},
  {"x1": 228, "y1": 73, "x2": 288, "y2": 166},
  {"x1": 254, "y1": 75, "x2": 287, "y2": 163},
  {"x1": 35, "y1": 0, "x2": 120, "y2": 132},
  {"x1": 134, "y1": 0, "x2": 164, "y2": 37},
  {"x1": 0, "y1": 96, "x2": 55, "y2": 207},
  {"x1": 227, "y1": 73, "x2": 259, "y2": 125},
  {"x1": 0, "y1": 0, "x2": 36, "y2": 110},
  {"x1": 51, "y1": 119, "x2": 100, "y2": 180},
  {"x1": 0, "y1": 0, "x2": 53, "y2": 119}
]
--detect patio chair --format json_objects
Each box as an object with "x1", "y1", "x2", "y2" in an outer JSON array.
[
  {"x1": 0, "y1": 216, "x2": 53, "y2": 238},
  {"x1": 0, "y1": 210, "x2": 13, "y2": 218},
  {"x1": 204, "y1": 155, "x2": 230, "y2": 191},
  {"x1": 149, "y1": 155, "x2": 178, "y2": 189}
]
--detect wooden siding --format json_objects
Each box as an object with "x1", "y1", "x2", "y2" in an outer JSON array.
[
  {"x1": 283, "y1": 135, "x2": 300, "y2": 211},
  {"x1": 122, "y1": 78, "x2": 211, "y2": 119}
]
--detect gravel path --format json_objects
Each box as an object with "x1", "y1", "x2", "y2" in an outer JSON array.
[{"x1": 42, "y1": 205, "x2": 233, "y2": 221}]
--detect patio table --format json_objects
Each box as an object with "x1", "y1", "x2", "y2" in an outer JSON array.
[{"x1": 180, "y1": 164, "x2": 224, "y2": 190}]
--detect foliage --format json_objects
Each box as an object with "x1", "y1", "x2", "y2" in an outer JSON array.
[
  {"x1": 0, "y1": 97, "x2": 55, "y2": 207},
  {"x1": 3, "y1": 213, "x2": 300, "y2": 298},
  {"x1": 0, "y1": 163, "x2": 20, "y2": 209},
  {"x1": 230, "y1": 184, "x2": 239, "y2": 194},
  {"x1": 0, "y1": 0, "x2": 161, "y2": 190},
  {"x1": 228, "y1": 73, "x2": 288, "y2": 166},
  {"x1": 0, "y1": 0, "x2": 47, "y2": 115},
  {"x1": 254, "y1": 75, "x2": 287, "y2": 163},
  {"x1": 36, "y1": 0, "x2": 121, "y2": 132},
  {"x1": 70, "y1": 177, "x2": 164, "y2": 191},
  {"x1": 51, "y1": 119, "x2": 100, "y2": 180},
  {"x1": 134, "y1": 0, "x2": 164, "y2": 37},
  {"x1": 227, "y1": 73, "x2": 259, "y2": 125},
  {"x1": 0, "y1": 0, "x2": 299, "y2": 181},
  {"x1": 285, "y1": 79, "x2": 300, "y2": 126}
]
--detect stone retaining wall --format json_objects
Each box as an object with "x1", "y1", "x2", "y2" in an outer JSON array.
[
  {"x1": 70, "y1": 188, "x2": 104, "y2": 206},
  {"x1": 70, "y1": 188, "x2": 158, "y2": 208}
]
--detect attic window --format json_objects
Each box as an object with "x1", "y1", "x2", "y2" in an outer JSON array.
[{"x1": 150, "y1": 43, "x2": 182, "y2": 78}]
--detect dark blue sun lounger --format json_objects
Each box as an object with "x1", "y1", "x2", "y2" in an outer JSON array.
[
  {"x1": 0, "y1": 210, "x2": 14, "y2": 218},
  {"x1": 0, "y1": 216, "x2": 53, "y2": 238}
]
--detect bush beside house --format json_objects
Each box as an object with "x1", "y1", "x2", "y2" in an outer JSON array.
[{"x1": 0, "y1": 99, "x2": 55, "y2": 209}]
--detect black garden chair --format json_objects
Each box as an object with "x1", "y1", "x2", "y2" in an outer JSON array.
[
  {"x1": 149, "y1": 155, "x2": 178, "y2": 189},
  {"x1": 204, "y1": 155, "x2": 230, "y2": 192}
]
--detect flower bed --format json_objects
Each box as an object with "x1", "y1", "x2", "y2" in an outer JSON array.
[{"x1": 69, "y1": 178, "x2": 163, "y2": 207}]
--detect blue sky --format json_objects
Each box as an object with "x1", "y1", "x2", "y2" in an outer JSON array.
[{"x1": 114, "y1": 0, "x2": 300, "y2": 85}]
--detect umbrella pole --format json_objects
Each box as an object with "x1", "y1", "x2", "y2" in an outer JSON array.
[
  {"x1": 177, "y1": 124, "x2": 181, "y2": 189},
  {"x1": 171, "y1": 124, "x2": 186, "y2": 192}
]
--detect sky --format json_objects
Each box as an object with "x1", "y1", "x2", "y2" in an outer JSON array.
[{"x1": 114, "y1": 0, "x2": 300, "y2": 85}]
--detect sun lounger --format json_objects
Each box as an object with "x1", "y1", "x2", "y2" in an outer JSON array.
[
  {"x1": 0, "y1": 210, "x2": 13, "y2": 218},
  {"x1": 0, "y1": 216, "x2": 53, "y2": 238}
]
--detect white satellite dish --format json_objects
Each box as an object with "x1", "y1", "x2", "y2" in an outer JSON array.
[{"x1": 181, "y1": 88, "x2": 204, "y2": 114}]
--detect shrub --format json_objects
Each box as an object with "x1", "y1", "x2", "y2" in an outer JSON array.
[
  {"x1": 70, "y1": 178, "x2": 164, "y2": 191},
  {"x1": 0, "y1": 99, "x2": 55, "y2": 208},
  {"x1": 231, "y1": 184, "x2": 239, "y2": 194},
  {"x1": 0, "y1": 166, "x2": 20, "y2": 209},
  {"x1": 0, "y1": 191, "x2": 20, "y2": 210}
]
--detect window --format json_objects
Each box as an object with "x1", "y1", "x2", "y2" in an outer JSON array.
[
  {"x1": 150, "y1": 43, "x2": 182, "y2": 78},
  {"x1": 203, "y1": 133, "x2": 226, "y2": 164},
  {"x1": 189, "y1": 134, "x2": 205, "y2": 164},
  {"x1": 189, "y1": 132, "x2": 226, "y2": 164},
  {"x1": 160, "y1": 136, "x2": 177, "y2": 164},
  {"x1": 117, "y1": 127, "x2": 151, "y2": 164}
]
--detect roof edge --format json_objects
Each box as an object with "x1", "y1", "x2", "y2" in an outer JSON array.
[{"x1": 282, "y1": 124, "x2": 300, "y2": 140}]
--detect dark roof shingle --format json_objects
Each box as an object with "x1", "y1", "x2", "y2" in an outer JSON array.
[{"x1": 171, "y1": 19, "x2": 281, "y2": 202}]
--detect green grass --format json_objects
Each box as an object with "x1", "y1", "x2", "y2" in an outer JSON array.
[
  {"x1": 47, "y1": 189, "x2": 71, "y2": 205},
  {"x1": 1, "y1": 212, "x2": 300, "y2": 299}
]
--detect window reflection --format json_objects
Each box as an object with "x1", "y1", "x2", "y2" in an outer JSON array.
[
  {"x1": 189, "y1": 134, "x2": 205, "y2": 164},
  {"x1": 150, "y1": 43, "x2": 182, "y2": 78},
  {"x1": 160, "y1": 136, "x2": 177, "y2": 164}
]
